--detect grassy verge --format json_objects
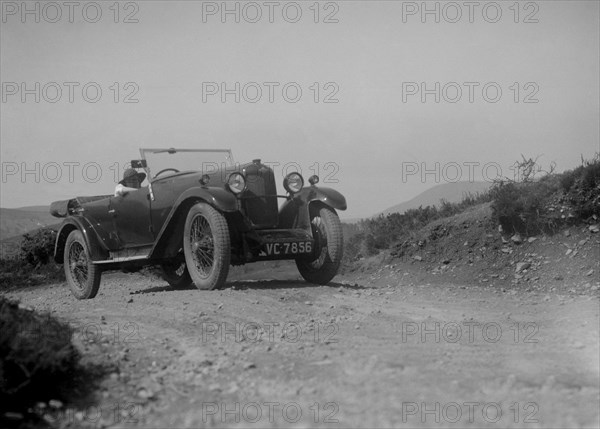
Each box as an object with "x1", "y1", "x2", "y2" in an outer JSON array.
[
  {"x1": 343, "y1": 191, "x2": 492, "y2": 265},
  {"x1": 343, "y1": 154, "x2": 600, "y2": 266},
  {"x1": 0, "y1": 228, "x2": 65, "y2": 291},
  {"x1": 0, "y1": 297, "x2": 79, "y2": 423}
]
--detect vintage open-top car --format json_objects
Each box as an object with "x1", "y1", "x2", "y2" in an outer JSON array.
[{"x1": 50, "y1": 148, "x2": 346, "y2": 299}]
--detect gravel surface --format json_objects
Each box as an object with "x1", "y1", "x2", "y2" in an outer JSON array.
[{"x1": 5, "y1": 263, "x2": 599, "y2": 428}]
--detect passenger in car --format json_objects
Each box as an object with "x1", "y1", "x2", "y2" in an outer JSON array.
[{"x1": 114, "y1": 168, "x2": 146, "y2": 197}]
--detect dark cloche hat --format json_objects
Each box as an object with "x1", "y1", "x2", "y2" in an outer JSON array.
[{"x1": 119, "y1": 168, "x2": 146, "y2": 185}]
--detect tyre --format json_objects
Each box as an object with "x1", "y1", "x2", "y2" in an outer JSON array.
[
  {"x1": 160, "y1": 259, "x2": 193, "y2": 290},
  {"x1": 296, "y1": 206, "x2": 344, "y2": 285},
  {"x1": 64, "y1": 230, "x2": 102, "y2": 299},
  {"x1": 183, "y1": 203, "x2": 230, "y2": 290}
]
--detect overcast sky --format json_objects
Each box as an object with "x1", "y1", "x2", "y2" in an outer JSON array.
[{"x1": 1, "y1": 0, "x2": 598, "y2": 218}]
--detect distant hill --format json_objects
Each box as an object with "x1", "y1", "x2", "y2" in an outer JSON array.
[
  {"x1": 378, "y1": 181, "x2": 492, "y2": 217},
  {"x1": 14, "y1": 205, "x2": 51, "y2": 212},
  {"x1": 0, "y1": 207, "x2": 58, "y2": 241}
]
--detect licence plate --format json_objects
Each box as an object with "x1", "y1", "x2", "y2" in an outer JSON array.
[{"x1": 261, "y1": 241, "x2": 312, "y2": 256}]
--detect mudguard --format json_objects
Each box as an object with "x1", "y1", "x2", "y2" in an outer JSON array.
[
  {"x1": 279, "y1": 186, "x2": 347, "y2": 230},
  {"x1": 149, "y1": 186, "x2": 239, "y2": 259},
  {"x1": 173, "y1": 187, "x2": 239, "y2": 213},
  {"x1": 54, "y1": 217, "x2": 109, "y2": 264},
  {"x1": 300, "y1": 186, "x2": 347, "y2": 211}
]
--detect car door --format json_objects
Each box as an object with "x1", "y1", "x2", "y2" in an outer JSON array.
[
  {"x1": 110, "y1": 187, "x2": 154, "y2": 247},
  {"x1": 147, "y1": 178, "x2": 175, "y2": 238},
  {"x1": 77, "y1": 196, "x2": 121, "y2": 250}
]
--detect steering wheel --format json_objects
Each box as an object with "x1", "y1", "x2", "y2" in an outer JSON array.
[{"x1": 154, "y1": 168, "x2": 180, "y2": 177}]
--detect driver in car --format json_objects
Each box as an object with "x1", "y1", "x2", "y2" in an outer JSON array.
[{"x1": 114, "y1": 168, "x2": 146, "y2": 197}]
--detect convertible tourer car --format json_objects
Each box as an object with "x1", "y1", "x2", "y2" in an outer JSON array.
[{"x1": 50, "y1": 148, "x2": 346, "y2": 299}]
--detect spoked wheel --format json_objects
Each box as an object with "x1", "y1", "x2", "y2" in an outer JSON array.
[
  {"x1": 183, "y1": 203, "x2": 230, "y2": 290},
  {"x1": 64, "y1": 230, "x2": 101, "y2": 299},
  {"x1": 160, "y1": 259, "x2": 193, "y2": 290},
  {"x1": 296, "y1": 205, "x2": 343, "y2": 285}
]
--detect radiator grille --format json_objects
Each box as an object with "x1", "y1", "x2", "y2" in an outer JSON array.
[{"x1": 242, "y1": 164, "x2": 278, "y2": 228}]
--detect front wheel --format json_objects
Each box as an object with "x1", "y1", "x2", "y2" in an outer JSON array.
[
  {"x1": 64, "y1": 230, "x2": 102, "y2": 299},
  {"x1": 296, "y1": 206, "x2": 343, "y2": 285},
  {"x1": 183, "y1": 203, "x2": 231, "y2": 290}
]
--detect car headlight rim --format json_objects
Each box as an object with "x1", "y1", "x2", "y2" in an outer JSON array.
[
  {"x1": 284, "y1": 172, "x2": 304, "y2": 194},
  {"x1": 227, "y1": 172, "x2": 246, "y2": 194}
]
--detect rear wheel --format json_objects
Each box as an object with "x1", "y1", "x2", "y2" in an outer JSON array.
[
  {"x1": 64, "y1": 230, "x2": 101, "y2": 299},
  {"x1": 160, "y1": 259, "x2": 193, "y2": 290},
  {"x1": 296, "y1": 206, "x2": 343, "y2": 285},
  {"x1": 183, "y1": 203, "x2": 230, "y2": 290}
]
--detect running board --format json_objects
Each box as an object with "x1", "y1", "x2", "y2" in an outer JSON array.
[{"x1": 94, "y1": 246, "x2": 152, "y2": 264}]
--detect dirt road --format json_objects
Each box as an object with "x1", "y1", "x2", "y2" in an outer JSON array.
[{"x1": 6, "y1": 263, "x2": 599, "y2": 428}]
